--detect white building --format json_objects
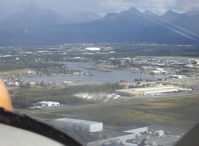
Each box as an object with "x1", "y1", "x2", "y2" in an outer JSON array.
[
  {"x1": 52, "y1": 118, "x2": 103, "y2": 133},
  {"x1": 143, "y1": 88, "x2": 179, "y2": 96},
  {"x1": 150, "y1": 68, "x2": 167, "y2": 75},
  {"x1": 35, "y1": 101, "x2": 60, "y2": 108},
  {"x1": 117, "y1": 85, "x2": 191, "y2": 96},
  {"x1": 29, "y1": 81, "x2": 36, "y2": 86},
  {"x1": 154, "y1": 130, "x2": 164, "y2": 137},
  {"x1": 85, "y1": 47, "x2": 101, "y2": 51}
]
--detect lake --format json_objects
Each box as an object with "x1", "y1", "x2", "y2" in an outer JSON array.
[{"x1": 22, "y1": 62, "x2": 167, "y2": 83}]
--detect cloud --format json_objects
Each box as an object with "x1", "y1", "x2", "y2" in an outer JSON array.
[
  {"x1": 0, "y1": 0, "x2": 35, "y2": 15},
  {"x1": 0, "y1": 0, "x2": 198, "y2": 17}
]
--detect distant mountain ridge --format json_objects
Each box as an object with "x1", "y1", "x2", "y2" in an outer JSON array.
[{"x1": 0, "y1": 6, "x2": 199, "y2": 45}]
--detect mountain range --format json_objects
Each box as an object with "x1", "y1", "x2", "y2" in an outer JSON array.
[{"x1": 0, "y1": 6, "x2": 199, "y2": 45}]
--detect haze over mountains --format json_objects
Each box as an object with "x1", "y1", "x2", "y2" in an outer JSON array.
[{"x1": 0, "y1": 6, "x2": 199, "y2": 45}]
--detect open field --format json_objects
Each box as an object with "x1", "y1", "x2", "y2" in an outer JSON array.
[
  {"x1": 26, "y1": 93, "x2": 199, "y2": 129},
  {"x1": 0, "y1": 69, "x2": 26, "y2": 74}
]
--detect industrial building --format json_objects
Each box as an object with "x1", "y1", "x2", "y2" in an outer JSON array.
[
  {"x1": 88, "y1": 127, "x2": 148, "y2": 146},
  {"x1": 117, "y1": 85, "x2": 191, "y2": 96},
  {"x1": 52, "y1": 118, "x2": 103, "y2": 133}
]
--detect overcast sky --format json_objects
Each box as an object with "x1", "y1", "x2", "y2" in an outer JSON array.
[{"x1": 1, "y1": 0, "x2": 199, "y2": 17}]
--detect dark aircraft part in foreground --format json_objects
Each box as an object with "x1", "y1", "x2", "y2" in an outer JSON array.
[
  {"x1": 0, "y1": 79, "x2": 13, "y2": 111},
  {"x1": 0, "y1": 108, "x2": 81, "y2": 146},
  {"x1": 175, "y1": 122, "x2": 199, "y2": 146},
  {"x1": 138, "y1": 139, "x2": 146, "y2": 146}
]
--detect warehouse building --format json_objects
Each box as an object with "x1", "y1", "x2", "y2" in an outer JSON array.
[
  {"x1": 52, "y1": 118, "x2": 103, "y2": 133},
  {"x1": 117, "y1": 85, "x2": 191, "y2": 96}
]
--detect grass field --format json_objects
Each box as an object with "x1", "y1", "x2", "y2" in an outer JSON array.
[
  {"x1": 0, "y1": 69, "x2": 26, "y2": 73},
  {"x1": 43, "y1": 94, "x2": 199, "y2": 129}
]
